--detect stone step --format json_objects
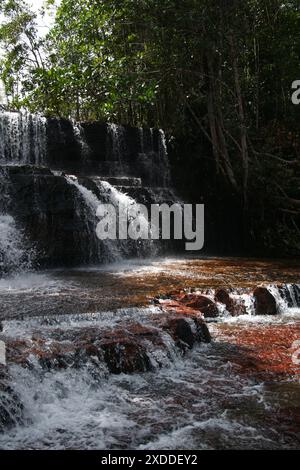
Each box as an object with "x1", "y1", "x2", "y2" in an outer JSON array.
[{"x1": 91, "y1": 176, "x2": 142, "y2": 187}]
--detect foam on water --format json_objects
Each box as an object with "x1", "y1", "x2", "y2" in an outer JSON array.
[
  {"x1": 1, "y1": 306, "x2": 162, "y2": 338},
  {"x1": 0, "y1": 340, "x2": 295, "y2": 450},
  {"x1": 0, "y1": 273, "x2": 66, "y2": 293},
  {"x1": 0, "y1": 215, "x2": 36, "y2": 276}
]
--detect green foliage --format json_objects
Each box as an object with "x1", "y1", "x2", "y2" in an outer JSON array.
[{"x1": 0, "y1": 0, "x2": 299, "y2": 252}]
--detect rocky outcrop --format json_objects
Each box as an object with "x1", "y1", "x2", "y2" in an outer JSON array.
[
  {"x1": 156, "y1": 283, "x2": 300, "y2": 318},
  {"x1": 158, "y1": 293, "x2": 219, "y2": 318},
  {"x1": 44, "y1": 118, "x2": 170, "y2": 187},
  {"x1": 100, "y1": 338, "x2": 152, "y2": 374},
  {"x1": 1, "y1": 166, "x2": 96, "y2": 267},
  {"x1": 183, "y1": 294, "x2": 219, "y2": 318},
  {"x1": 0, "y1": 112, "x2": 170, "y2": 187},
  {"x1": 2, "y1": 315, "x2": 211, "y2": 375},
  {"x1": 0, "y1": 165, "x2": 181, "y2": 270},
  {"x1": 0, "y1": 112, "x2": 179, "y2": 271},
  {"x1": 253, "y1": 287, "x2": 278, "y2": 315}
]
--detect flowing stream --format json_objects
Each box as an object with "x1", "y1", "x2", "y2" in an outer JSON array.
[
  {"x1": 0, "y1": 111, "x2": 299, "y2": 450},
  {"x1": 0, "y1": 258, "x2": 299, "y2": 450}
]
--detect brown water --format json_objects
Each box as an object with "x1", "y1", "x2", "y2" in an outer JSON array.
[{"x1": 0, "y1": 256, "x2": 299, "y2": 319}]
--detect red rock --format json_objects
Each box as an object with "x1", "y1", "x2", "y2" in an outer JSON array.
[
  {"x1": 253, "y1": 287, "x2": 278, "y2": 315},
  {"x1": 214, "y1": 323, "x2": 300, "y2": 381},
  {"x1": 214, "y1": 289, "x2": 246, "y2": 316},
  {"x1": 158, "y1": 299, "x2": 203, "y2": 318},
  {"x1": 184, "y1": 294, "x2": 219, "y2": 318},
  {"x1": 3, "y1": 314, "x2": 212, "y2": 376},
  {"x1": 100, "y1": 338, "x2": 152, "y2": 374}
]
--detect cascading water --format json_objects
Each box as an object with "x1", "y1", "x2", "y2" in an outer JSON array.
[
  {"x1": 96, "y1": 179, "x2": 157, "y2": 256},
  {"x1": 0, "y1": 167, "x2": 36, "y2": 275},
  {"x1": 137, "y1": 127, "x2": 171, "y2": 187},
  {"x1": 107, "y1": 123, "x2": 126, "y2": 164},
  {"x1": 0, "y1": 256, "x2": 298, "y2": 449},
  {"x1": 0, "y1": 215, "x2": 35, "y2": 275},
  {"x1": 65, "y1": 175, "x2": 157, "y2": 263},
  {"x1": 0, "y1": 111, "x2": 47, "y2": 166},
  {"x1": 72, "y1": 120, "x2": 91, "y2": 160},
  {"x1": 65, "y1": 175, "x2": 120, "y2": 263},
  {"x1": 2, "y1": 112, "x2": 298, "y2": 451},
  {"x1": 158, "y1": 129, "x2": 171, "y2": 187},
  {"x1": 183, "y1": 285, "x2": 300, "y2": 319}
]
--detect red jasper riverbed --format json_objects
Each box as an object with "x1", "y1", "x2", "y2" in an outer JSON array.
[{"x1": 0, "y1": 256, "x2": 299, "y2": 449}]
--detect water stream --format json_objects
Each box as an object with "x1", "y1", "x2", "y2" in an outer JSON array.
[
  {"x1": 0, "y1": 258, "x2": 299, "y2": 450},
  {"x1": 0, "y1": 111, "x2": 298, "y2": 450}
]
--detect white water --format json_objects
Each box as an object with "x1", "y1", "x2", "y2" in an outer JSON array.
[
  {"x1": 65, "y1": 175, "x2": 157, "y2": 263},
  {"x1": 0, "y1": 111, "x2": 47, "y2": 165},
  {"x1": 158, "y1": 129, "x2": 171, "y2": 187},
  {"x1": 72, "y1": 120, "x2": 91, "y2": 159},
  {"x1": 65, "y1": 175, "x2": 121, "y2": 263},
  {"x1": 0, "y1": 214, "x2": 35, "y2": 275},
  {"x1": 0, "y1": 322, "x2": 295, "y2": 450},
  {"x1": 0, "y1": 261, "x2": 298, "y2": 449},
  {"x1": 108, "y1": 123, "x2": 126, "y2": 167},
  {"x1": 99, "y1": 180, "x2": 157, "y2": 245}
]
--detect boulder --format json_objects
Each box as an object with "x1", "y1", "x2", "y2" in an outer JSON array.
[
  {"x1": 253, "y1": 287, "x2": 278, "y2": 315},
  {"x1": 158, "y1": 299, "x2": 203, "y2": 318},
  {"x1": 162, "y1": 318, "x2": 195, "y2": 351},
  {"x1": 100, "y1": 338, "x2": 152, "y2": 374},
  {"x1": 194, "y1": 318, "x2": 212, "y2": 343},
  {"x1": 184, "y1": 294, "x2": 219, "y2": 318},
  {"x1": 214, "y1": 288, "x2": 246, "y2": 316}
]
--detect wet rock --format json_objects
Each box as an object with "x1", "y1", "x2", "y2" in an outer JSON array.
[
  {"x1": 158, "y1": 299, "x2": 203, "y2": 318},
  {"x1": 253, "y1": 287, "x2": 278, "y2": 315},
  {"x1": 194, "y1": 318, "x2": 211, "y2": 343},
  {"x1": 214, "y1": 289, "x2": 233, "y2": 312},
  {"x1": 183, "y1": 294, "x2": 219, "y2": 318},
  {"x1": 4, "y1": 317, "x2": 212, "y2": 377},
  {"x1": 162, "y1": 318, "x2": 195, "y2": 351},
  {"x1": 214, "y1": 323, "x2": 300, "y2": 381},
  {"x1": 214, "y1": 289, "x2": 246, "y2": 316},
  {"x1": 100, "y1": 338, "x2": 152, "y2": 374}
]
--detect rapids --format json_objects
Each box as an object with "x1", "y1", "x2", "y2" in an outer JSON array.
[{"x1": 0, "y1": 257, "x2": 299, "y2": 450}]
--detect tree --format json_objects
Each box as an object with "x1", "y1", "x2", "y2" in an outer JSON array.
[
  {"x1": 0, "y1": 0, "x2": 299, "y2": 252},
  {"x1": 0, "y1": 0, "x2": 45, "y2": 107}
]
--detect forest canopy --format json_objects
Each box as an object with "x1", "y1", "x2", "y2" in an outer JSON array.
[{"x1": 0, "y1": 0, "x2": 299, "y2": 253}]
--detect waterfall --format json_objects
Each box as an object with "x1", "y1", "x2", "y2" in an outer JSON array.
[
  {"x1": 95, "y1": 179, "x2": 158, "y2": 257},
  {"x1": 268, "y1": 284, "x2": 300, "y2": 313},
  {"x1": 107, "y1": 123, "x2": 126, "y2": 163},
  {"x1": 205, "y1": 284, "x2": 300, "y2": 318},
  {"x1": 0, "y1": 111, "x2": 47, "y2": 166},
  {"x1": 65, "y1": 175, "x2": 121, "y2": 263},
  {"x1": 65, "y1": 175, "x2": 157, "y2": 263},
  {"x1": 71, "y1": 120, "x2": 91, "y2": 160},
  {"x1": 0, "y1": 112, "x2": 176, "y2": 268},
  {"x1": 0, "y1": 215, "x2": 35, "y2": 275},
  {"x1": 158, "y1": 129, "x2": 171, "y2": 187}
]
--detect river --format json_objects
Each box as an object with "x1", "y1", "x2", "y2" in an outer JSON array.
[{"x1": 0, "y1": 256, "x2": 299, "y2": 450}]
